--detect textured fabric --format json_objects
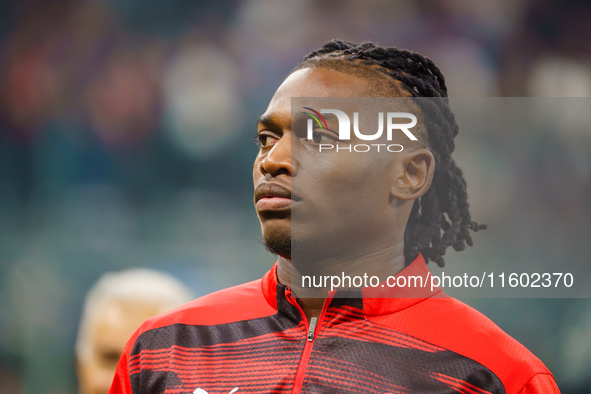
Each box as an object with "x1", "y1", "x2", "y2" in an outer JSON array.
[{"x1": 109, "y1": 255, "x2": 560, "y2": 394}]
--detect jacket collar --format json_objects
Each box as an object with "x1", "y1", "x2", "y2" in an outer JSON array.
[{"x1": 261, "y1": 254, "x2": 443, "y2": 317}]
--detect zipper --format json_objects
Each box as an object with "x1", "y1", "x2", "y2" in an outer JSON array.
[
  {"x1": 289, "y1": 292, "x2": 332, "y2": 394},
  {"x1": 307, "y1": 317, "x2": 318, "y2": 341}
]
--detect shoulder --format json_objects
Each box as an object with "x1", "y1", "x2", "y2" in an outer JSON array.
[
  {"x1": 372, "y1": 294, "x2": 556, "y2": 392},
  {"x1": 111, "y1": 277, "x2": 279, "y2": 393},
  {"x1": 131, "y1": 278, "x2": 277, "y2": 340}
]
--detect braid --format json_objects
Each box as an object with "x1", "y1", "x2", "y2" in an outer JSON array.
[{"x1": 300, "y1": 39, "x2": 486, "y2": 267}]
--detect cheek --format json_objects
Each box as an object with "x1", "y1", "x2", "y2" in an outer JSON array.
[
  {"x1": 308, "y1": 154, "x2": 390, "y2": 200},
  {"x1": 252, "y1": 156, "x2": 262, "y2": 185},
  {"x1": 78, "y1": 358, "x2": 106, "y2": 393}
]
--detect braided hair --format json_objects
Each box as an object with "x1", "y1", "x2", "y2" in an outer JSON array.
[{"x1": 294, "y1": 40, "x2": 486, "y2": 267}]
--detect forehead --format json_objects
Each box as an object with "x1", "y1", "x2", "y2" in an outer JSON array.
[
  {"x1": 90, "y1": 300, "x2": 162, "y2": 341},
  {"x1": 261, "y1": 66, "x2": 427, "y2": 146},
  {"x1": 275, "y1": 67, "x2": 373, "y2": 98},
  {"x1": 262, "y1": 67, "x2": 412, "y2": 120},
  {"x1": 264, "y1": 67, "x2": 417, "y2": 118},
  {"x1": 264, "y1": 68, "x2": 370, "y2": 117}
]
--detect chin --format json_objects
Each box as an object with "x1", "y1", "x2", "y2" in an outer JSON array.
[
  {"x1": 263, "y1": 234, "x2": 291, "y2": 259},
  {"x1": 260, "y1": 219, "x2": 328, "y2": 263},
  {"x1": 261, "y1": 221, "x2": 291, "y2": 257}
]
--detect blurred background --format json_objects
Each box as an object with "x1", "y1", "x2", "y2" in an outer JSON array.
[{"x1": 0, "y1": 0, "x2": 590, "y2": 392}]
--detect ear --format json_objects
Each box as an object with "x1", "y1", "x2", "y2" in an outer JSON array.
[{"x1": 390, "y1": 148, "x2": 435, "y2": 201}]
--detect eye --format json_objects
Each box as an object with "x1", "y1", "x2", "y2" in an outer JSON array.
[
  {"x1": 311, "y1": 130, "x2": 338, "y2": 144},
  {"x1": 255, "y1": 132, "x2": 279, "y2": 147},
  {"x1": 253, "y1": 134, "x2": 261, "y2": 146}
]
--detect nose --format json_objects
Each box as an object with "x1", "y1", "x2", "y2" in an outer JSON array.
[{"x1": 260, "y1": 133, "x2": 295, "y2": 176}]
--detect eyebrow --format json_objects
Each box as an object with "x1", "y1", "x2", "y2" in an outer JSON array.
[
  {"x1": 257, "y1": 115, "x2": 275, "y2": 128},
  {"x1": 316, "y1": 112, "x2": 338, "y2": 123},
  {"x1": 256, "y1": 111, "x2": 339, "y2": 129}
]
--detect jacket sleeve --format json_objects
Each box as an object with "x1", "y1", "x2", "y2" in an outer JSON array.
[{"x1": 518, "y1": 373, "x2": 560, "y2": 394}]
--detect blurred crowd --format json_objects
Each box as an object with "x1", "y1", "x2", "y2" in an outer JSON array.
[
  {"x1": 0, "y1": 0, "x2": 590, "y2": 392},
  {"x1": 2, "y1": 0, "x2": 591, "y2": 201}
]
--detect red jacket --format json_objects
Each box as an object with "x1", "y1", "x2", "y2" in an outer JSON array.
[{"x1": 110, "y1": 255, "x2": 559, "y2": 393}]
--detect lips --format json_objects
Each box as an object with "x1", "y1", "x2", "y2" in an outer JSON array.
[{"x1": 254, "y1": 182, "x2": 298, "y2": 211}]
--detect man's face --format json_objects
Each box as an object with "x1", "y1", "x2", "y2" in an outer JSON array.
[
  {"x1": 76, "y1": 300, "x2": 162, "y2": 394},
  {"x1": 253, "y1": 67, "x2": 411, "y2": 263}
]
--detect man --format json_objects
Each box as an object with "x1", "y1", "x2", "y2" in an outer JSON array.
[
  {"x1": 110, "y1": 41, "x2": 559, "y2": 393},
  {"x1": 76, "y1": 269, "x2": 192, "y2": 394}
]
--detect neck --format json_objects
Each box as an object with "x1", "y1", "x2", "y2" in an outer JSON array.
[{"x1": 276, "y1": 239, "x2": 407, "y2": 321}]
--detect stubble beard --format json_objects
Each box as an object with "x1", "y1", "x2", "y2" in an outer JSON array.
[{"x1": 264, "y1": 233, "x2": 292, "y2": 260}]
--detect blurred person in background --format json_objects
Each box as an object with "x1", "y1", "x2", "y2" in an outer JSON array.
[{"x1": 75, "y1": 269, "x2": 192, "y2": 394}]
